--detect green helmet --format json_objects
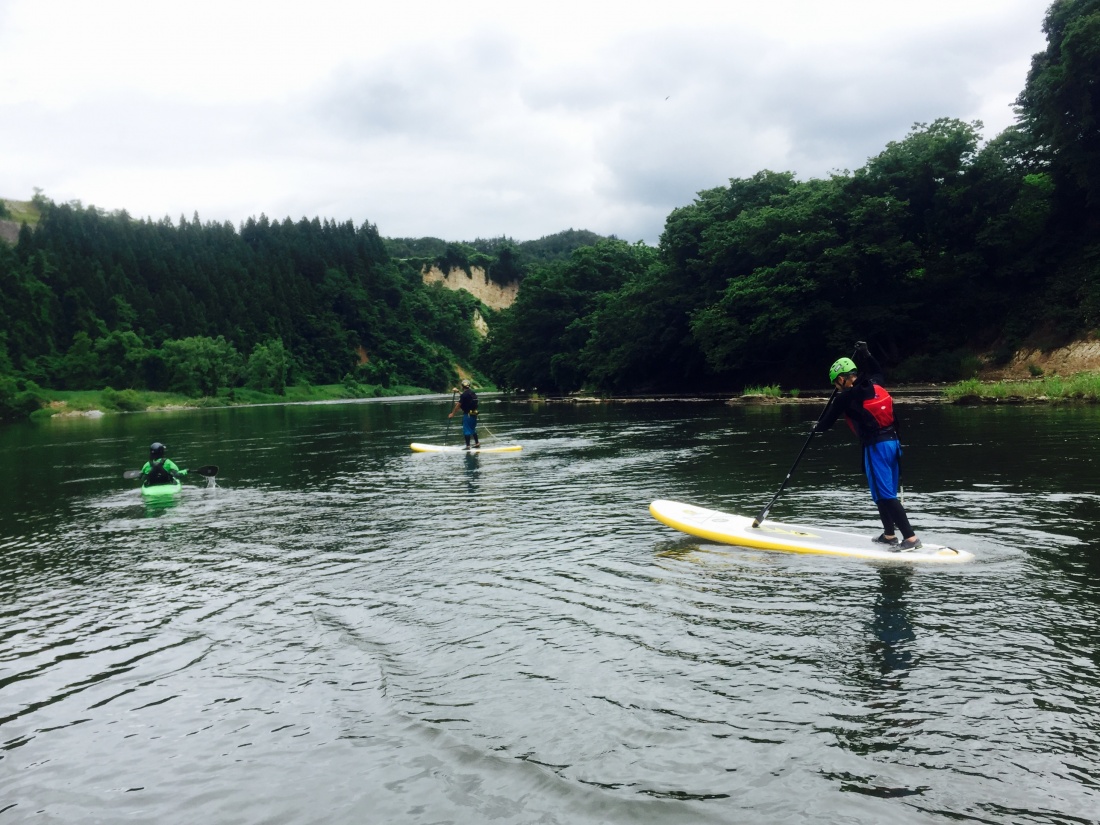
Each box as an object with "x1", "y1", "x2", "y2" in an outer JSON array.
[{"x1": 829, "y1": 357, "x2": 857, "y2": 383}]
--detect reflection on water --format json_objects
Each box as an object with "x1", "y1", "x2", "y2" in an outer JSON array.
[
  {"x1": 1, "y1": 399, "x2": 1099, "y2": 824},
  {"x1": 870, "y1": 568, "x2": 915, "y2": 682}
]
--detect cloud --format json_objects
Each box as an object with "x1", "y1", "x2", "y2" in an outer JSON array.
[{"x1": 0, "y1": 0, "x2": 1051, "y2": 244}]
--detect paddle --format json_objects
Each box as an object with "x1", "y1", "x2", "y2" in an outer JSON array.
[
  {"x1": 751, "y1": 349, "x2": 855, "y2": 528},
  {"x1": 123, "y1": 465, "x2": 218, "y2": 481},
  {"x1": 444, "y1": 389, "x2": 457, "y2": 445}
]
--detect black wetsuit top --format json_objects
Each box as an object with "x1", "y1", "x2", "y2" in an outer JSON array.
[{"x1": 818, "y1": 352, "x2": 897, "y2": 446}]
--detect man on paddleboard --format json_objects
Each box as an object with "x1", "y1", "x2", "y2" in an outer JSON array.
[
  {"x1": 814, "y1": 342, "x2": 922, "y2": 552},
  {"x1": 141, "y1": 442, "x2": 189, "y2": 487},
  {"x1": 448, "y1": 379, "x2": 480, "y2": 449}
]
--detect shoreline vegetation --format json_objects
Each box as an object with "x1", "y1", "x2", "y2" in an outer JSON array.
[
  {"x1": 538, "y1": 373, "x2": 1100, "y2": 406},
  {"x1": 32, "y1": 371, "x2": 1100, "y2": 421},
  {"x1": 942, "y1": 374, "x2": 1100, "y2": 404},
  {"x1": 31, "y1": 383, "x2": 439, "y2": 421}
]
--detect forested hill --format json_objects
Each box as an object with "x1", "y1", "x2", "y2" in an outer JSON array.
[
  {"x1": 0, "y1": 197, "x2": 614, "y2": 420},
  {"x1": 0, "y1": 200, "x2": 492, "y2": 408},
  {"x1": 479, "y1": 0, "x2": 1100, "y2": 393}
]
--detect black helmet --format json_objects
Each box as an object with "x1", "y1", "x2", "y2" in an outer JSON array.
[{"x1": 150, "y1": 442, "x2": 166, "y2": 459}]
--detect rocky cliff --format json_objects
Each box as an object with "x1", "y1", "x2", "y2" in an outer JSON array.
[{"x1": 421, "y1": 266, "x2": 518, "y2": 310}]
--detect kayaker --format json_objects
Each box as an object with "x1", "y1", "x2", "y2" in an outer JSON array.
[
  {"x1": 448, "y1": 379, "x2": 480, "y2": 449},
  {"x1": 141, "y1": 442, "x2": 189, "y2": 487},
  {"x1": 814, "y1": 342, "x2": 922, "y2": 552}
]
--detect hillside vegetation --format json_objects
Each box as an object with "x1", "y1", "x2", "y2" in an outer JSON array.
[
  {"x1": 479, "y1": 0, "x2": 1100, "y2": 393},
  {"x1": 0, "y1": 196, "x2": 605, "y2": 421},
  {"x1": 1, "y1": 0, "x2": 1097, "y2": 419}
]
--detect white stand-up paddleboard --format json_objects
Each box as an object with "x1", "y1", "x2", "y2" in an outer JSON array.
[
  {"x1": 410, "y1": 442, "x2": 522, "y2": 454},
  {"x1": 650, "y1": 500, "x2": 974, "y2": 563}
]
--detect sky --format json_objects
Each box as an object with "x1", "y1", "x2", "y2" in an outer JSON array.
[{"x1": 0, "y1": 0, "x2": 1051, "y2": 245}]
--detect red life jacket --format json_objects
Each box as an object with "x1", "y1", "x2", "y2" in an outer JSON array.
[{"x1": 845, "y1": 383, "x2": 894, "y2": 434}]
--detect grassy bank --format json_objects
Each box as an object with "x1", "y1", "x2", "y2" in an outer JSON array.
[
  {"x1": 31, "y1": 383, "x2": 439, "y2": 420},
  {"x1": 945, "y1": 373, "x2": 1100, "y2": 403}
]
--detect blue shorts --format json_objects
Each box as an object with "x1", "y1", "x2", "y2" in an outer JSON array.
[
  {"x1": 462, "y1": 413, "x2": 478, "y2": 437},
  {"x1": 863, "y1": 439, "x2": 901, "y2": 502}
]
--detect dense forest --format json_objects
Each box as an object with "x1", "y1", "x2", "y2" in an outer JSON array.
[
  {"x1": 0, "y1": 207, "x2": 473, "y2": 413},
  {"x1": 1, "y1": 0, "x2": 1097, "y2": 420},
  {"x1": 0, "y1": 202, "x2": 611, "y2": 420},
  {"x1": 480, "y1": 0, "x2": 1100, "y2": 392}
]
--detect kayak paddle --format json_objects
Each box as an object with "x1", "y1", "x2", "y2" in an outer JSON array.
[{"x1": 122, "y1": 465, "x2": 218, "y2": 481}]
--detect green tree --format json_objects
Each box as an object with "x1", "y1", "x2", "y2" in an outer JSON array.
[
  {"x1": 245, "y1": 339, "x2": 291, "y2": 394},
  {"x1": 1016, "y1": 0, "x2": 1100, "y2": 212},
  {"x1": 162, "y1": 335, "x2": 242, "y2": 396},
  {"x1": 60, "y1": 331, "x2": 99, "y2": 389},
  {"x1": 482, "y1": 240, "x2": 654, "y2": 392},
  {"x1": 95, "y1": 330, "x2": 150, "y2": 389}
]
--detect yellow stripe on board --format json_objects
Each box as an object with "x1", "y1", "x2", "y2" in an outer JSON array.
[
  {"x1": 410, "y1": 442, "x2": 523, "y2": 453},
  {"x1": 649, "y1": 500, "x2": 974, "y2": 563}
]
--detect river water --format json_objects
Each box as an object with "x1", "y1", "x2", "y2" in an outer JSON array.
[{"x1": 2, "y1": 397, "x2": 1098, "y2": 824}]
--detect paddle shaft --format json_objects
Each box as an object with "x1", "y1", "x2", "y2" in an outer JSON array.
[
  {"x1": 751, "y1": 348, "x2": 857, "y2": 528},
  {"x1": 123, "y1": 464, "x2": 218, "y2": 480},
  {"x1": 750, "y1": 390, "x2": 836, "y2": 528},
  {"x1": 445, "y1": 390, "x2": 457, "y2": 444}
]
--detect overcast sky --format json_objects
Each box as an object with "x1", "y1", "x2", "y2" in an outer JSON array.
[{"x1": 1, "y1": 0, "x2": 1051, "y2": 244}]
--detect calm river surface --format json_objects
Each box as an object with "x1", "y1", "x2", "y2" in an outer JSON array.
[{"x1": 2, "y1": 397, "x2": 1099, "y2": 824}]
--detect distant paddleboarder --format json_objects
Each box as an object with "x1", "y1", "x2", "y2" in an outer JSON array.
[
  {"x1": 814, "y1": 342, "x2": 922, "y2": 552},
  {"x1": 448, "y1": 379, "x2": 480, "y2": 449}
]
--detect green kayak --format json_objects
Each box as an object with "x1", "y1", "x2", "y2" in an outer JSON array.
[{"x1": 141, "y1": 479, "x2": 182, "y2": 498}]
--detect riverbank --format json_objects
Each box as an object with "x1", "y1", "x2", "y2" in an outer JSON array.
[
  {"x1": 16, "y1": 360, "x2": 1100, "y2": 423},
  {"x1": 31, "y1": 383, "x2": 437, "y2": 420},
  {"x1": 530, "y1": 373, "x2": 1100, "y2": 406},
  {"x1": 944, "y1": 373, "x2": 1100, "y2": 403}
]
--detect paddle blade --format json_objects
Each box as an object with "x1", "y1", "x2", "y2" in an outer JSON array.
[
  {"x1": 123, "y1": 469, "x2": 142, "y2": 480},
  {"x1": 194, "y1": 465, "x2": 218, "y2": 477}
]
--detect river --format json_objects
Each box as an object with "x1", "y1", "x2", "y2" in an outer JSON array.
[{"x1": 1, "y1": 397, "x2": 1098, "y2": 824}]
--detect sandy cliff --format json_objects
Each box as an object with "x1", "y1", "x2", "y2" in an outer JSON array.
[
  {"x1": 422, "y1": 266, "x2": 518, "y2": 310},
  {"x1": 982, "y1": 338, "x2": 1100, "y2": 379}
]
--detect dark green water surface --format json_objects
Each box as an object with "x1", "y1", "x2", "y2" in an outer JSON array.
[{"x1": 2, "y1": 397, "x2": 1099, "y2": 824}]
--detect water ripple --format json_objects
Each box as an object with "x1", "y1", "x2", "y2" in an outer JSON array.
[{"x1": 1, "y1": 401, "x2": 1098, "y2": 823}]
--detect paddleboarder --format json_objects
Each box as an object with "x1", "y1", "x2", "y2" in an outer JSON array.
[
  {"x1": 814, "y1": 342, "x2": 922, "y2": 552},
  {"x1": 141, "y1": 442, "x2": 189, "y2": 487},
  {"x1": 448, "y1": 379, "x2": 480, "y2": 449}
]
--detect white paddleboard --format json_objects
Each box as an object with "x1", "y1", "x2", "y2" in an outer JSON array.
[
  {"x1": 410, "y1": 442, "x2": 522, "y2": 454},
  {"x1": 650, "y1": 499, "x2": 974, "y2": 563}
]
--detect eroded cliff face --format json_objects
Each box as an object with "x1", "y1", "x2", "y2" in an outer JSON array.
[
  {"x1": 983, "y1": 339, "x2": 1100, "y2": 379},
  {"x1": 0, "y1": 220, "x2": 21, "y2": 244},
  {"x1": 422, "y1": 266, "x2": 518, "y2": 310}
]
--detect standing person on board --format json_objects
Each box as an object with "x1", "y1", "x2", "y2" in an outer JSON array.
[
  {"x1": 141, "y1": 442, "x2": 189, "y2": 487},
  {"x1": 814, "y1": 342, "x2": 922, "y2": 551},
  {"x1": 448, "y1": 379, "x2": 480, "y2": 449}
]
